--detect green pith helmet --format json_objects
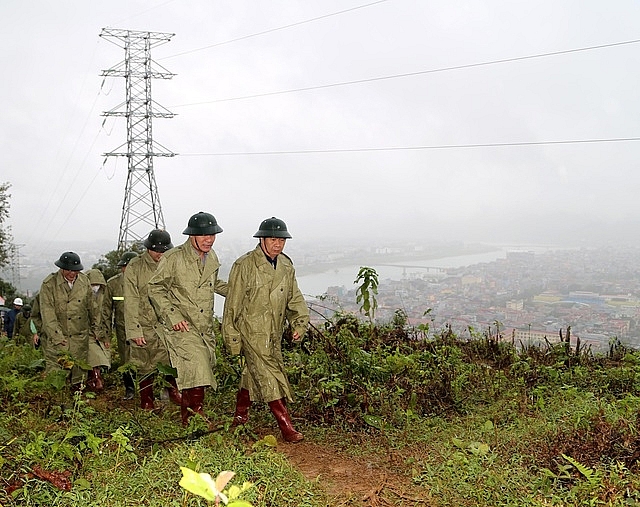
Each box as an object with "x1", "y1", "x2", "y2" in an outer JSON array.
[
  {"x1": 253, "y1": 217, "x2": 292, "y2": 239},
  {"x1": 22, "y1": 305, "x2": 31, "y2": 313},
  {"x1": 54, "y1": 251, "x2": 84, "y2": 271},
  {"x1": 183, "y1": 211, "x2": 223, "y2": 236},
  {"x1": 117, "y1": 251, "x2": 138, "y2": 267},
  {"x1": 85, "y1": 268, "x2": 106, "y2": 286},
  {"x1": 143, "y1": 229, "x2": 173, "y2": 253}
]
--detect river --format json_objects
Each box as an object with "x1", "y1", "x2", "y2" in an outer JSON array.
[{"x1": 296, "y1": 245, "x2": 563, "y2": 297}]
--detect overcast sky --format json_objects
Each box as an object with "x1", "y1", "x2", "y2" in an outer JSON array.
[{"x1": 2, "y1": 0, "x2": 640, "y2": 258}]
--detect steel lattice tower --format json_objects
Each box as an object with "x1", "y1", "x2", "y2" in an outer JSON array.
[{"x1": 100, "y1": 28, "x2": 176, "y2": 251}]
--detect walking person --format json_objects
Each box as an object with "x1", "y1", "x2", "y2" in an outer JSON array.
[
  {"x1": 124, "y1": 230, "x2": 181, "y2": 410},
  {"x1": 222, "y1": 217, "x2": 309, "y2": 442},
  {"x1": 85, "y1": 268, "x2": 111, "y2": 392},
  {"x1": 39, "y1": 252, "x2": 99, "y2": 391},
  {"x1": 148, "y1": 212, "x2": 228, "y2": 426},
  {"x1": 3, "y1": 297, "x2": 23, "y2": 340},
  {"x1": 13, "y1": 303, "x2": 33, "y2": 346},
  {"x1": 105, "y1": 251, "x2": 137, "y2": 400}
]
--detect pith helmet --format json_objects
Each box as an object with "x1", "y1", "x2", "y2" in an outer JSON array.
[
  {"x1": 85, "y1": 268, "x2": 106, "y2": 286},
  {"x1": 117, "y1": 251, "x2": 138, "y2": 267},
  {"x1": 183, "y1": 211, "x2": 223, "y2": 236},
  {"x1": 55, "y1": 251, "x2": 84, "y2": 271},
  {"x1": 13, "y1": 297, "x2": 23, "y2": 306},
  {"x1": 253, "y1": 217, "x2": 292, "y2": 239},
  {"x1": 143, "y1": 229, "x2": 173, "y2": 253}
]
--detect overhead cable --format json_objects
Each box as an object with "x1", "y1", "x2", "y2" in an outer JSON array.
[
  {"x1": 179, "y1": 137, "x2": 640, "y2": 156},
  {"x1": 161, "y1": 0, "x2": 389, "y2": 60},
  {"x1": 172, "y1": 38, "x2": 640, "y2": 107}
]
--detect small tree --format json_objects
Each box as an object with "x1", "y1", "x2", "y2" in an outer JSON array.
[{"x1": 354, "y1": 266, "x2": 378, "y2": 322}]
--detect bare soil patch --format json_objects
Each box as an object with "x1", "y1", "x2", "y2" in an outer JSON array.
[{"x1": 278, "y1": 440, "x2": 430, "y2": 506}]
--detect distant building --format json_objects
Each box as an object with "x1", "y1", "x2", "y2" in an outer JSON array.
[{"x1": 506, "y1": 299, "x2": 524, "y2": 311}]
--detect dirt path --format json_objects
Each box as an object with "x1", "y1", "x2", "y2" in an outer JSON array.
[{"x1": 278, "y1": 440, "x2": 430, "y2": 506}]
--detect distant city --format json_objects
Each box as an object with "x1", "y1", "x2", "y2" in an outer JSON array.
[
  {"x1": 5, "y1": 240, "x2": 640, "y2": 352},
  {"x1": 303, "y1": 246, "x2": 640, "y2": 352}
]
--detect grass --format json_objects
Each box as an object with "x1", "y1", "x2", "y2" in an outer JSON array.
[{"x1": 1, "y1": 324, "x2": 640, "y2": 506}]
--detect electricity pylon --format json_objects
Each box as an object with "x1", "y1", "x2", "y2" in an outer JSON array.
[{"x1": 100, "y1": 28, "x2": 177, "y2": 251}]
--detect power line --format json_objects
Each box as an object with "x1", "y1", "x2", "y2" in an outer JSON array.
[
  {"x1": 179, "y1": 137, "x2": 640, "y2": 156},
  {"x1": 160, "y1": 0, "x2": 389, "y2": 60},
  {"x1": 172, "y1": 38, "x2": 640, "y2": 108}
]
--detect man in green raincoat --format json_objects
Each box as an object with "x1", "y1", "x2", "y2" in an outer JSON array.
[
  {"x1": 222, "y1": 217, "x2": 309, "y2": 443},
  {"x1": 39, "y1": 252, "x2": 99, "y2": 390},
  {"x1": 148, "y1": 212, "x2": 228, "y2": 426},
  {"x1": 106, "y1": 251, "x2": 138, "y2": 400},
  {"x1": 13, "y1": 303, "x2": 33, "y2": 346},
  {"x1": 125, "y1": 230, "x2": 181, "y2": 410},
  {"x1": 85, "y1": 268, "x2": 110, "y2": 392}
]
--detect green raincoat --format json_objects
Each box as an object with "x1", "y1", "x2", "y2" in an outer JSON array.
[
  {"x1": 222, "y1": 245, "x2": 309, "y2": 403},
  {"x1": 30, "y1": 293, "x2": 45, "y2": 347},
  {"x1": 148, "y1": 240, "x2": 228, "y2": 390},
  {"x1": 13, "y1": 310, "x2": 33, "y2": 346},
  {"x1": 124, "y1": 251, "x2": 171, "y2": 375},
  {"x1": 105, "y1": 271, "x2": 128, "y2": 364},
  {"x1": 86, "y1": 269, "x2": 110, "y2": 369},
  {"x1": 39, "y1": 271, "x2": 98, "y2": 384}
]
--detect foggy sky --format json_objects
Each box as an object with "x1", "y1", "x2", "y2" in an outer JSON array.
[{"x1": 2, "y1": 0, "x2": 640, "y2": 257}]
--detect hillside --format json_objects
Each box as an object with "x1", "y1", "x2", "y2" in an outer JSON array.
[{"x1": 1, "y1": 314, "x2": 640, "y2": 506}]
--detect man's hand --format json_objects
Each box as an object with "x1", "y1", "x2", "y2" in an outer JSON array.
[
  {"x1": 132, "y1": 336, "x2": 147, "y2": 346},
  {"x1": 292, "y1": 331, "x2": 301, "y2": 342},
  {"x1": 173, "y1": 320, "x2": 189, "y2": 332}
]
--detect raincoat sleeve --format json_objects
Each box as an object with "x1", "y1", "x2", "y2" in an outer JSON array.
[
  {"x1": 214, "y1": 278, "x2": 228, "y2": 297},
  {"x1": 40, "y1": 275, "x2": 66, "y2": 345},
  {"x1": 101, "y1": 282, "x2": 114, "y2": 340},
  {"x1": 87, "y1": 283, "x2": 101, "y2": 342},
  {"x1": 147, "y1": 254, "x2": 187, "y2": 329},
  {"x1": 123, "y1": 264, "x2": 142, "y2": 340},
  {"x1": 221, "y1": 261, "x2": 244, "y2": 355}
]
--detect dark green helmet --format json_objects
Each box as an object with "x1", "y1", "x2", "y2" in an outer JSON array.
[
  {"x1": 253, "y1": 217, "x2": 292, "y2": 239},
  {"x1": 117, "y1": 251, "x2": 138, "y2": 267},
  {"x1": 183, "y1": 211, "x2": 223, "y2": 236},
  {"x1": 143, "y1": 229, "x2": 173, "y2": 253},
  {"x1": 22, "y1": 304, "x2": 32, "y2": 313},
  {"x1": 55, "y1": 251, "x2": 84, "y2": 271}
]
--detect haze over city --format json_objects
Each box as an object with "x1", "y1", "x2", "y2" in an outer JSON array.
[{"x1": 2, "y1": 1, "x2": 640, "y2": 261}]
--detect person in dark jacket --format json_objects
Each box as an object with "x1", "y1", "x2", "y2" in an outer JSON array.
[{"x1": 3, "y1": 297, "x2": 23, "y2": 339}]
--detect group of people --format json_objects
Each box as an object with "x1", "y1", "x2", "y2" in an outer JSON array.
[{"x1": 16, "y1": 212, "x2": 309, "y2": 443}]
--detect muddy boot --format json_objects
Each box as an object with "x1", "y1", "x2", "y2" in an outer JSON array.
[
  {"x1": 92, "y1": 367, "x2": 104, "y2": 392},
  {"x1": 123, "y1": 371, "x2": 135, "y2": 400},
  {"x1": 86, "y1": 368, "x2": 97, "y2": 392},
  {"x1": 189, "y1": 387, "x2": 206, "y2": 419},
  {"x1": 139, "y1": 376, "x2": 155, "y2": 410},
  {"x1": 232, "y1": 388, "x2": 252, "y2": 426},
  {"x1": 181, "y1": 388, "x2": 192, "y2": 426},
  {"x1": 165, "y1": 376, "x2": 182, "y2": 406},
  {"x1": 268, "y1": 399, "x2": 304, "y2": 443}
]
